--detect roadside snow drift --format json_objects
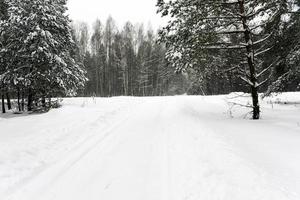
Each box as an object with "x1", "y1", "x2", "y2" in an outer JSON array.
[{"x1": 0, "y1": 93, "x2": 300, "y2": 200}]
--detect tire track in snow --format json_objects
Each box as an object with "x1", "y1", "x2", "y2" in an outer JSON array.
[
  {"x1": 5, "y1": 98, "x2": 149, "y2": 200},
  {"x1": 4, "y1": 96, "x2": 299, "y2": 200}
]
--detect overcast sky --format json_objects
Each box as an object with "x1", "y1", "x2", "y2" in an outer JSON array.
[{"x1": 67, "y1": 0, "x2": 165, "y2": 29}]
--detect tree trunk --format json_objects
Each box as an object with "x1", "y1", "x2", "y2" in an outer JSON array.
[
  {"x1": 42, "y1": 96, "x2": 46, "y2": 108},
  {"x1": 27, "y1": 90, "x2": 33, "y2": 111},
  {"x1": 123, "y1": 71, "x2": 128, "y2": 96},
  {"x1": 96, "y1": 65, "x2": 99, "y2": 96},
  {"x1": 251, "y1": 86, "x2": 260, "y2": 119},
  {"x1": 239, "y1": 0, "x2": 260, "y2": 120},
  {"x1": 21, "y1": 91, "x2": 25, "y2": 111},
  {"x1": 103, "y1": 66, "x2": 107, "y2": 96},
  {"x1": 6, "y1": 92, "x2": 11, "y2": 110},
  {"x1": 17, "y1": 88, "x2": 21, "y2": 112},
  {"x1": 48, "y1": 97, "x2": 51, "y2": 108},
  {"x1": 1, "y1": 94, "x2": 5, "y2": 113}
]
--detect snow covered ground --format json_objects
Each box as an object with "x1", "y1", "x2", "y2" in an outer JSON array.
[{"x1": 0, "y1": 93, "x2": 300, "y2": 200}]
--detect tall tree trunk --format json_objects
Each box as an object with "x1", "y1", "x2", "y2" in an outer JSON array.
[
  {"x1": 48, "y1": 97, "x2": 51, "y2": 108},
  {"x1": 21, "y1": 91, "x2": 25, "y2": 111},
  {"x1": 41, "y1": 96, "x2": 46, "y2": 108},
  {"x1": 17, "y1": 88, "x2": 21, "y2": 112},
  {"x1": 103, "y1": 66, "x2": 107, "y2": 96},
  {"x1": 100, "y1": 71, "x2": 103, "y2": 97},
  {"x1": 6, "y1": 92, "x2": 11, "y2": 110},
  {"x1": 96, "y1": 65, "x2": 99, "y2": 96},
  {"x1": 123, "y1": 70, "x2": 127, "y2": 96},
  {"x1": 27, "y1": 89, "x2": 33, "y2": 111},
  {"x1": 239, "y1": 0, "x2": 260, "y2": 120},
  {"x1": 1, "y1": 94, "x2": 5, "y2": 113}
]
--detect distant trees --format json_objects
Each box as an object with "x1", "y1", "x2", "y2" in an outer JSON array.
[
  {"x1": 0, "y1": 0, "x2": 87, "y2": 113},
  {"x1": 265, "y1": 7, "x2": 300, "y2": 94},
  {"x1": 157, "y1": 0, "x2": 300, "y2": 119},
  {"x1": 72, "y1": 17, "x2": 186, "y2": 97},
  {"x1": 0, "y1": 0, "x2": 7, "y2": 18},
  {"x1": 0, "y1": 0, "x2": 8, "y2": 113}
]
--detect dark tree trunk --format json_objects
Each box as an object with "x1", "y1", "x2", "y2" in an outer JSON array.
[
  {"x1": 17, "y1": 88, "x2": 21, "y2": 112},
  {"x1": 239, "y1": 0, "x2": 260, "y2": 120},
  {"x1": 42, "y1": 96, "x2": 46, "y2": 108},
  {"x1": 6, "y1": 92, "x2": 11, "y2": 110},
  {"x1": 21, "y1": 91, "x2": 25, "y2": 111},
  {"x1": 48, "y1": 97, "x2": 51, "y2": 108},
  {"x1": 1, "y1": 94, "x2": 5, "y2": 113},
  {"x1": 28, "y1": 90, "x2": 33, "y2": 111},
  {"x1": 251, "y1": 86, "x2": 260, "y2": 119}
]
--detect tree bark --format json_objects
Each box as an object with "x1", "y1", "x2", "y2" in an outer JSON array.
[
  {"x1": 27, "y1": 89, "x2": 33, "y2": 111},
  {"x1": 42, "y1": 96, "x2": 46, "y2": 108},
  {"x1": 48, "y1": 97, "x2": 51, "y2": 108},
  {"x1": 21, "y1": 91, "x2": 25, "y2": 111},
  {"x1": 17, "y1": 88, "x2": 21, "y2": 112},
  {"x1": 6, "y1": 92, "x2": 11, "y2": 110},
  {"x1": 239, "y1": 0, "x2": 260, "y2": 119},
  {"x1": 1, "y1": 94, "x2": 5, "y2": 113},
  {"x1": 95, "y1": 64, "x2": 99, "y2": 96}
]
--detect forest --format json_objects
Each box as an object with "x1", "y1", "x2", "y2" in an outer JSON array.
[
  {"x1": 1, "y1": 1, "x2": 300, "y2": 199},
  {"x1": 157, "y1": 0, "x2": 300, "y2": 119},
  {"x1": 0, "y1": 0, "x2": 187, "y2": 114},
  {"x1": 71, "y1": 18, "x2": 187, "y2": 98},
  {"x1": 1, "y1": 0, "x2": 300, "y2": 120}
]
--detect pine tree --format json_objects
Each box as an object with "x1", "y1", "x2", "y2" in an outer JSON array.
[
  {"x1": 265, "y1": 2, "x2": 300, "y2": 94},
  {"x1": 157, "y1": 0, "x2": 299, "y2": 119}
]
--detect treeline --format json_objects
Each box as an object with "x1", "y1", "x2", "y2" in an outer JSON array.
[
  {"x1": 0, "y1": 1, "x2": 188, "y2": 114},
  {"x1": 71, "y1": 18, "x2": 185, "y2": 97},
  {"x1": 0, "y1": 0, "x2": 87, "y2": 113},
  {"x1": 157, "y1": 0, "x2": 300, "y2": 119}
]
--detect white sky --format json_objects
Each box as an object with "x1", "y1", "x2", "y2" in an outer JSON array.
[{"x1": 67, "y1": 0, "x2": 165, "y2": 29}]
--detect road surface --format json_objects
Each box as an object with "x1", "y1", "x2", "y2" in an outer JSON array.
[{"x1": 1, "y1": 96, "x2": 300, "y2": 200}]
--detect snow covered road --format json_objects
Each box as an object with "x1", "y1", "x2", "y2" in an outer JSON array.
[{"x1": 1, "y1": 95, "x2": 300, "y2": 200}]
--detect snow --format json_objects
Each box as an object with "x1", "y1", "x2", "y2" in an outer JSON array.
[{"x1": 0, "y1": 93, "x2": 300, "y2": 200}]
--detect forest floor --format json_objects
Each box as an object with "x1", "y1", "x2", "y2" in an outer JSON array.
[{"x1": 0, "y1": 93, "x2": 300, "y2": 200}]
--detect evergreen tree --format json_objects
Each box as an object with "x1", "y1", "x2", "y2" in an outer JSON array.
[
  {"x1": 265, "y1": 2, "x2": 300, "y2": 94},
  {"x1": 0, "y1": 0, "x2": 87, "y2": 111},
  {"x1": 157, "y1": 0, "x2": 299, "y2": 119}
]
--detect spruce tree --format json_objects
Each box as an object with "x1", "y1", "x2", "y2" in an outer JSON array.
[{"x1": 1, "y1": 0, "x2": 87, "y2": 111}]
